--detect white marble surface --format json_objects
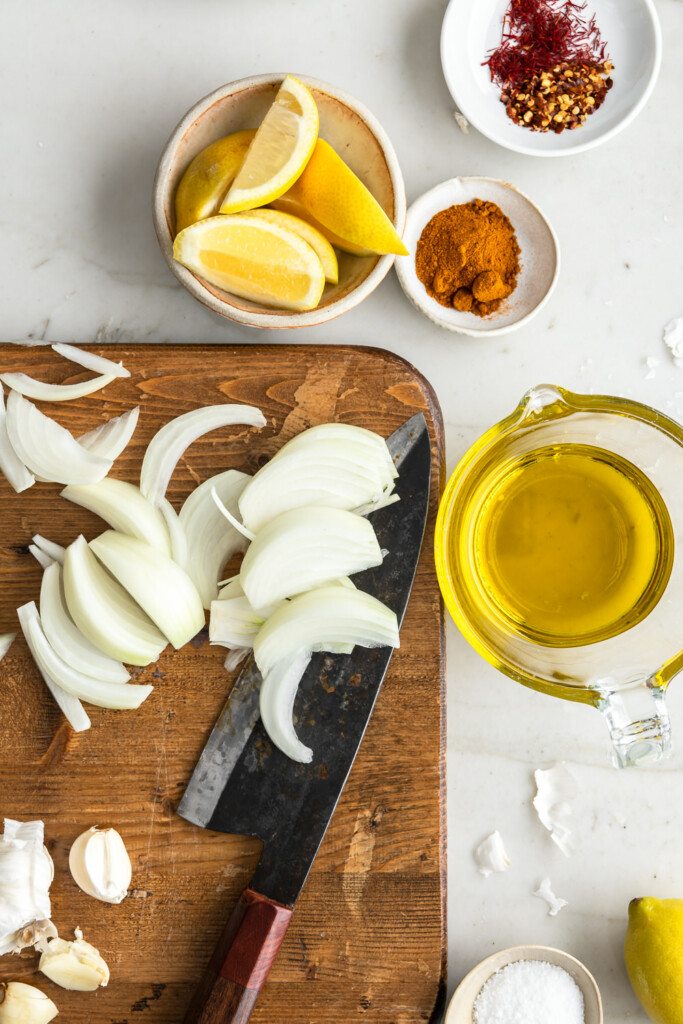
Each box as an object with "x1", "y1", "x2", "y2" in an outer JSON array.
[{"x1": 2, "y1": 1, "x2": 683, "y2": 1020}]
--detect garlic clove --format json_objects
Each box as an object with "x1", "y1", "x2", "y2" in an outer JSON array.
[
  {"x1": 68, "y1": 826, "x2": 131, "y2": 904},
  {"x1": 0, "y1": 981, "x2": 58, "y2": 1023},
  {"x1": 0, "y1": 819, "x2": 55, "y2": 955},
  {"x1": 39, "y1": 932, "x2": 109, "y2": 991}
]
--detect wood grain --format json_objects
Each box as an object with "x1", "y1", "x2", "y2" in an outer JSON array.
[{"x1": 0, "y1": 343, "x2": 446, "y2": 1024}]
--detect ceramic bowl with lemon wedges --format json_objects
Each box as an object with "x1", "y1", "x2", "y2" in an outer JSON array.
[
  {"x1": 153, "y1": 73, "x2": 407, "y2": 329},
  {"x1": 446, "y1": 946, "x2": 603, "y2": 1024}
]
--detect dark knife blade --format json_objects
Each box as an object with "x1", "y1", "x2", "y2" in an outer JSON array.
[{"x1": 178, "y1": 412, "x2": 431, "y2": 909}]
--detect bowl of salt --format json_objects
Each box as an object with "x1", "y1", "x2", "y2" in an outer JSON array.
[{"x1": 445, "y1": 945, "x2": 602, "y2": 1024}]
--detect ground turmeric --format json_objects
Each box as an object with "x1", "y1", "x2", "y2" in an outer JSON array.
[{"x1": 415, "y1": 199, "x2": 521, "y2": 318}]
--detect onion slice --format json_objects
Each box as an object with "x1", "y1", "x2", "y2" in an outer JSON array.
[
  {"x1": 179, "y1": 470, "x2": 250, "y2": 608},
  {"x1": 0, "y1": 371, "x2": 117, "y2": 402},
  {"x1": 159, "y1": 498, "x2": 188, "y2": 570},
  {"x1": 63, "y1": 536, "x2": 167, "y2": 666},
  {"x1": 32, "y1": 536, "x2": 65, "y2": 564},
  {"x1": 89, "y1": 531, "x2": 205, "y2": 650},
  {"x1": 240, "y1": 506, "x2": 383, "y2": 612},
  {"x1": 61, "y1": 479, "x2": 171, "y2": 555},
  {"x1": 0, "y1": 386, "x2": 34, "y2": 493},
  {"x1": 78, "y1": 407, "x2": 139, "y2": 460},
  {"x1": 17, "y1": 602, "x2": 152, "y2": 710},
  {"x1": 0, "y1": 633, "x2": 16, "y2": 661},
  {"x1": 52, "y1": 343, "x2": 130, "y2": 378},
  {"x1": 254, "y1": 585, "x2": 399, "y2": 677},
  {"x1": 211, "y1": 487, "x2": 255, "y2": 543},
  {"x1": 29, "y1": 545, "x2": 55, "y2": 570},
  {"x1": 260, "y1": 653, "x2": 313, "y2": 763},
  {"x1": 139, "y1": 404, "x2": 266, "y2": 507},
  {"x1": 40, "y1": 563, "x2": 130, "y2": 684},
  {"x1": 238, "y1": 425, "x2": 398, "y2": 533},
  {"x1": 17, "y1": 605, "x2": 91, "y2": 732},
  {"x1": 5, "y1": 391, "x2": 112, "y2": 485}
]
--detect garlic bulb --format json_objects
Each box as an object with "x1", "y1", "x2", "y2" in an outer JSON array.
[
  {"x1": 0, "y1": 982, "x2": 58, "y2": 1023},
  {"x1": 68, "y1": 826, "x2": 131, "y2": 904},
  {"x1": 0, "y1": 819, "x2": 56, "y2": 955},
  {"x1": 39, "y1": 930, "x2": 109, "y2": 991}
]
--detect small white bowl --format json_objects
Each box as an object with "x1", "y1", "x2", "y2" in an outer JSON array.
[
  {"x1": 153, "y1": 73, "x2": 406, "y2": 330},
  {"x1": 446, "y1": 945, "x2": 603, "y2": 1024},
  {"x1": 441, "y1": 0, "x2": 661, "y2": 158},
  {"x1": 395, "y1": 177, "x2": 559, "y2": 336}
]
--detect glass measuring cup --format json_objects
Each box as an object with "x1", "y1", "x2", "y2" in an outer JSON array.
[{"x1": 435, "y1": 385, "x2": 683, "y2": 768}]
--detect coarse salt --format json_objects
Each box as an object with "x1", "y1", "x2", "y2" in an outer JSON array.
[{"x1": 473, "y1": 959, "x2": 585, "y2": 1024}]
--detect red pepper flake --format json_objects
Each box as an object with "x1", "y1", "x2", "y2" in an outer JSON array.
[{"x1": 483, "y1": 0, "x2": 609, "y2": 92}]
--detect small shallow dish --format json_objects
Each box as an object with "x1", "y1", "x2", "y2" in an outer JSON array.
[
  {"x1": 441, "y1": 0, "x2": 661, "y2": 157},
  {"x1": 153, "y1": 73, "x2": 406, "y2": 329},
  {"x1": 446, "y1": 945, "x2": 603, "y2": 1024},
  {"x1": 395, "y1": 177, "x2": 559, "y2": 337}
]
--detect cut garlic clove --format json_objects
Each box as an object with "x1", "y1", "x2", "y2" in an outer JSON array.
[
  {"x1": 39, "y1": 932, "x2": 109, "y2": 991},
  {"x1": 69, "y1": 826, "x2": 131, "y2": 904},
  {"x1": 0, "y1": 981, "x2": 58, "y2": 1023}
]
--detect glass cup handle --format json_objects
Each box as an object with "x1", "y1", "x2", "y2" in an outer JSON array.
[{"x1": 598, "y1": 680, "x2": 671, "y2": 768}]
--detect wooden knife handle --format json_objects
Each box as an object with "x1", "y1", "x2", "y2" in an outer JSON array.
[{"x1": 183, "y1": 887, "x2": 293, "y2": 1024}]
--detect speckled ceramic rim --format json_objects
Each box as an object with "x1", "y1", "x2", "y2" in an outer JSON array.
[
  {"x1": 152, "y1": 73, "x2": 406, "y2": 330},
  {"x1": 394, "y1": 177, "x2": 560, "y2": 337},
  {"x1": 445, "y1": 945, "x2": 603, "y2": 1024},
  {"x1": 440, "y1": 0, "x2": 662, "y2": 158}
]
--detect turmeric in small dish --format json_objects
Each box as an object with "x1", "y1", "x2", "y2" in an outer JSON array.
[{"x1": 415, "y1": 199, "x2": 521, "y2": 318}]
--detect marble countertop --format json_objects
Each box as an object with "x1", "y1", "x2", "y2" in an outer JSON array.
[{"x1": 2, "y1": 1, "x2": 683, "y2": 1020}]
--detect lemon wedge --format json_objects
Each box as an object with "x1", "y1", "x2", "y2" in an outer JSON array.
[
  {"x1": 173, "y1": 214, "x2": 325, "y2": 311},
  {"x1": 219, "y1": 76, "x2": 319, "y2": 214},
  {"x1": 174, "y1": 130, "x2": 256, "y2": 233},
  {"x1": 286, "y1": 139, "x2": 408, "y2": 256},
  {"x1": 269, "y1": 195, "x2": 372, "y2": 257},
  {"x1": 247, "y1": 208, "x2": 338, "y2": 283}
]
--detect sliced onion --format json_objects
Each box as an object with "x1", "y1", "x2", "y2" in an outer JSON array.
[
  {"x1": 52, "y1": 343, "x2": 130, "y2": 378},
  {"x1": 0, "y1": 371, "x2": 117, "y2": 401},
  {"x1": 5, "y1": 391, "x2": 112, "y2": 485},
  {"x1": 78, "y1": 407, "x2": 139, "y2": 460},
  {"x1": 139, "y1": 404, "x2": 266, "y2": 507},
  {"x1": 40, "y1": 563, "x2": 130, "y2": 684},
  {"x1": 179, "y1": 470, "x2": 250, "y2": 608},
  {"x1": 159, "y1": 498, "x2": 188, "y2": 569},
  {"x1": 63, "y1": 536, "x2": 167, "y2": 666},
  {"x1": 32, "y1": 536, "x2": 65, "y2": 564},
  {"x1": 223, "y1": 647, "x2": 250, "y2": 671},
  {"x1": 211, "y1": 487, "x2": 255, "y2": 543},
  {"x1": 240, "y1": 506, "x2": 382, "y2": 612},
  {"x1": 254, "y1": 585, "x2": 399, "y2": 677},
  {"x1": 238, "y1": 428, "x2": 397, "y2": 534},
  {"x1": 260, "y1": 653, "x2": 313, "y2": 763},
  {"x1": 29, "y1": 545, "x2": 55, "y2": 570},
  {"x1": 17, "y1": 605, "x2": 91, "y2": 732},
  {"x1": 0, "y1": 633, "x2": 16, "y2": 661},
  {"x1": 61, "y1": 479, "x2": 171, "y2": 555},
  {"x1": 17, "y1": 602, "x2": 152, "y2": 710},
  {"x1": 210, "y1": 587, "x2": 267, "y2": 650},
  {"x1": 0, "y1": 386, "x2": 34, "y2": 493},
  {"x1": 89, "y1": 531, "x2": 205, "y2": 650}
]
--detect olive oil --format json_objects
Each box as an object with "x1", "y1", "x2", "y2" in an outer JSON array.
[{"x1": 471, "y1": 444, "x2": 674, "y2": 646}]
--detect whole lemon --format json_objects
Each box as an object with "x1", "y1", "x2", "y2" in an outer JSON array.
[{"x1": 625, "y1": 897, "x2": 683, "y2": 1024}]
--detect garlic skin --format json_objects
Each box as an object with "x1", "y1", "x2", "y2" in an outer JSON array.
[
  {"x1": 533, "y1": 763, "x2": 578, "y2": 857},
  {"x1": 474, "y1": 831, "x2": 511, "y2": 876},
  {"x1": 39, "y1": 930, "x2": 109, "y2": 991},
  {"x1": 68, "y1": 826, "x2": 131, "y2": 904},
  {"x1": 0, "y1": 982, "x2": 58, "y2": 1023},
  {"x1": 534, "y1": 877, "x2": 569, "y2": 917},
  {"x1": 0, "y1": 819, "x2": 55, "y2": 955}
]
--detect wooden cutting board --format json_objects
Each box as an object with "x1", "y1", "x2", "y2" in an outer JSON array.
[{"x1": 0, "y1": 343, "x2": 446, "y2": 1024}]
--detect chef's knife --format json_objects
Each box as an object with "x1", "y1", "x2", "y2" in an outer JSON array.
[{"x1": 178, "y1": 413, "x2": 431, "y2": 1024}]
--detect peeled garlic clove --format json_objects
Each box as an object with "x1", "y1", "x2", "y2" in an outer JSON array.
[
  {"x1": 39, "y1": 931, "x2": 109, "y2": 991},
  {"x1": 68, "y1": 826, "x2": 131, "y2": 904},
  {"x1": 0, "y1": 981, "x2": 58, "y2": 1023}
]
